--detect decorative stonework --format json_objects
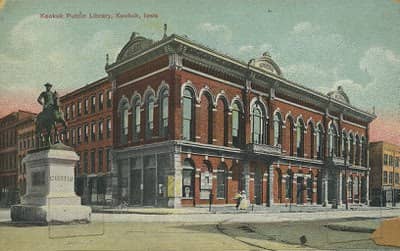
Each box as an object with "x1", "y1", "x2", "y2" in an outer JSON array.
[
  {"x1": 327, "y1": 86, "x2": 350, "y2": 104},
  {"x1": 250, "y1": 52, "x2": 282, "y2": 76},
  {"x1": 116, "y1": 32, "x2": 154, "y2": 63}
]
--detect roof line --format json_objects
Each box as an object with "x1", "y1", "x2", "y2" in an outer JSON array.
[{"x1": 60, "y1": 77, "x2": 109, "y2": 100}]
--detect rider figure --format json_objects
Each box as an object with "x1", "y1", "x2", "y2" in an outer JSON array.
[{"x1": 37, "y1": 82, "x2": 56, "y2": 112}]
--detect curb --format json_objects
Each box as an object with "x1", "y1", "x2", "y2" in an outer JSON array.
[{"x1": 324, "y1": 223, "x2": 375, "y2": 233}]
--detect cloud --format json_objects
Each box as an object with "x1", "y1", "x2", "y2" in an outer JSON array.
[
  {"x1": 238, "y1": 45, "x2": 255, "y2": 54},
  {"x1": 198, "y1": 22, "x2": 228, "y2": 32},
  {"x1": 282, "y1": 62, "x2": 332, "y2": 90},
  {"x1": 291, "y1": 21, "x2": 320, "y2": 34},
  {"x1": 196, "y1": 22, "x2": 232, "y2": 44}
]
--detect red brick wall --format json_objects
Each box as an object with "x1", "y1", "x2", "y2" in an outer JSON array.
[{"x1": 60, "y1": 80, "x2": 113, "y2": 175}]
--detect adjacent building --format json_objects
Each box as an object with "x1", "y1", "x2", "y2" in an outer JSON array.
[
  {"x1": 0, "y1": 110, "x2": 36, "y2": 205},
  {"x1": 369, "y1": 141, "x2": 400, "y2": 206},
  {"x1": 59, "y1": 78, "x2": 113, "y2": 205},
  {"x1": 106, "y1": 32, "x2": 376, "y2": 207},
  {"x1": 16, "y1": 113, "x2": 37, "y2": 195}
]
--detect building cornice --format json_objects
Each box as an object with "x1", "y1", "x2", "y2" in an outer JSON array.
[{"x1": 106, "y1": 33, "x2": 376, "y2": 124}]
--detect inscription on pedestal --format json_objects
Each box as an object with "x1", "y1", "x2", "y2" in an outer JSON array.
[{"x1": 32, "y1": 171, "x2": 46, "y2": 186}]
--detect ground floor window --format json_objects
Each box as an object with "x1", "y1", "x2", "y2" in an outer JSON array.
[
  {"x1": 285, "y1": 173, "x2": 292, "y2": 200},
  {"x1": 307, "y1": 177, "x2": 313, "y2": 202},
  {"x1": 182, "y1": 159, "x2": 195, "y2": 198},
  {"x1": 216, "y1": 163, "x2": 227, "y2": 199}
]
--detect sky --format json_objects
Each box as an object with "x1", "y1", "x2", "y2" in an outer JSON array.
[{"x1": 0, "y1": 0, "x2": 399, "y2": 144}]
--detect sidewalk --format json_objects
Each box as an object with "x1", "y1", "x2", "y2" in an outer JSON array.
[
  {"x1": 91, "y1": 204, "x2": 400, "y2": 215},
  {"x1": 91, "y1": 205, "x2": 210, "y2": 215}
]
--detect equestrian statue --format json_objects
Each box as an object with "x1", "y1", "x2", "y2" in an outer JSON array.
[{"x1": 36, "y1": 83, "x2": 67, "y2": 146}]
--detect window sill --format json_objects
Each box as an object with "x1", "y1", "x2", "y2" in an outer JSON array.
[{"x1": 181, "y1": 197, "x2": 193, "y2": 200}]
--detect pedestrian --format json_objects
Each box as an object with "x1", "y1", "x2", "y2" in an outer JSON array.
[
  {"x1": 239, "y1": 190, "x2": 249, "y2": 210},
  {"x1": 234, "y1": 192, "x2": 242, "y2": 210}
]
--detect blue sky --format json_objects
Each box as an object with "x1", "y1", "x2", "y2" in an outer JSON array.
[{"x1": 0, "y1": 0, "x2": 399, "y2": 142}]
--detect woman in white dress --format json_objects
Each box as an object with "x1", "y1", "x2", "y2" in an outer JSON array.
[{"x1": 239, "y1": 191, "x2": 248, "y2": 210}]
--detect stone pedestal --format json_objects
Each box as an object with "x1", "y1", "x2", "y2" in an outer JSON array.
[{"x1": 11, "y1": 143, "x2": 91, "y2": 224}]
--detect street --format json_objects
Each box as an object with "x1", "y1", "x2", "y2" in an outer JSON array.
[{"x1": 1, "y1": 208, "x2": 399, "y2": 250}]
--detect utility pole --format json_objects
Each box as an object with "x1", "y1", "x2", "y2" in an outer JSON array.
[{"x1": 344, "y1": 148, "x2": 349, "y2": 210}]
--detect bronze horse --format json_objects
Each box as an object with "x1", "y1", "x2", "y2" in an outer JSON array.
[{"x1": 35, "y1": 93, "x2": 67, "y2": 146}]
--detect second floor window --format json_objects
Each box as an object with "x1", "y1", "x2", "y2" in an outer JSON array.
[
  {"x1": 273, "y1": 113, "x2": 283, "y2": 146},
  {"x1": 182, "y1": 88, "x2": 194, "y2": 141},
  {"x1": 232, "y1": 102, "x2": 243, "y2": 148},
  {"x1": 77, "y1": 127, "x2": 82, "y2": 144},
  {"x1": 159, "y1": 89, "x2": 169, "y2": 137},
  {"x1": 84, "y1": 124, "x2": 89, "y2": 142},
  {"x1": 132, "y1": 98, "x2": 141, "y2": 141},
  {"x1": 316, "y1": 125, "x2": 324, "y2": 159},
  {"x1": 98, "y1": 120, "x2": 103, "y2": 140},
  {"x1": 251, "y1": 103, "x2": 263, "y2": 144},
  {"x1": 349, "y1": 134, "x2": 354, "y2": 164},
  {"x1": 91, "y1": 122, "x2": 96, "y2": 141},
  {"x1": 120, "y1": 100, "x2": 129, "y2": 144},
  {"x1": 296, "y1": 120, "x2": 305, "y2": 157},
  {"x1": 145, "y1": 94, "x2": 155, "y2": 140},
  {"x1": 107, "y1": 118, "x2": 111, "y2": 138}
]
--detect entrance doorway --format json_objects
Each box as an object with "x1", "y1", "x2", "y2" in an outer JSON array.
[
  {"x1": 254, "y1": 168, "x2": 263, "y2": 205},
  {"x1": 143, "y1": 168, "x2": 156, "y2": 206},
  {"x1": 297, "y1": 177, "x2": 304, "y2": 204},
  {"x1": 130, "y1": 169, "x2": 141, "y2": 205}
]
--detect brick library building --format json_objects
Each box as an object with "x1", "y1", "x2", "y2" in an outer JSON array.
[{"x1": 102, "y1": 31, "x2": 376, "y2": 208}]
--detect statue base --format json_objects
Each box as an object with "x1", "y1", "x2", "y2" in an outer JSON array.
[{"x1": 10, "y1": 143, "x2": 91, "y2": 224}]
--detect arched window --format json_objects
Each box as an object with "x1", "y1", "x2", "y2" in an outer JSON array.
[
  {"x1": 355, "y1": 135, "x2": 361, "y2": 165},
  {"x1": 361, "y1": 136, "x2": 367, "y2": 166},
  {"x1": 308, "y1": 121, "x2": 315, "y2": 159},
  {"x1": 251, "y1": 103, "x2": 263, "y2": 144},
  {"x1": 182, "y1": 159, "x2": 195, "y2": 198},
  {"x1": 182, "y1": 88, "x2": 195, "y2": 141},
  {"x1": 342, "y1": 131, "x2": 348, "y2": 158},
  {"x1": 145, "y1": 94, "x2": 155, "y2": 140},
  {"x1": 273, "y1": 112, "x2": 283, "y2": 146},
  {"x1": 296, "y1": 119, "x2": 305, "y2": 157},
  {"x1": 159, "y1": 89, "x2": 169, "y2": 137},
  {"x1": 328, "y1": 123, "x2": 338, "y2": 157},
  {"x1": 132, "y1": 97, "x2": 141, "y2": 141},
  {"x1": 119, "y1": 99, "x2": 129, "y2": 144},
  {"x1": 232, "y1": 102, "x2": 243, "y2": 147},
  {"x1": 200, "y1": 92, "x2": 214, "y2": 144},
  {"x1": 288, "y1": 117, "x2": 295, "y2": 156},
  {"x1": 216, "y1": 163, "x2": 227, "y2": 199},
  {"x1": 349, "y1": 134, "x2": 354, "y2": 164},
  {"x1": 316, "y1": 124, "x2": 324, "y2": 159}
]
